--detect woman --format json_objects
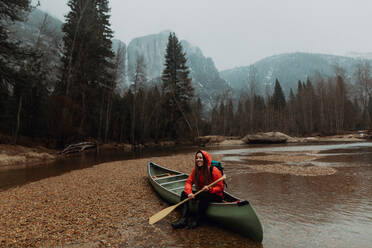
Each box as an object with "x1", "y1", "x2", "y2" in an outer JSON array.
[{"x1": 172, "y1": 150, "x2": 224, "y2": 229}]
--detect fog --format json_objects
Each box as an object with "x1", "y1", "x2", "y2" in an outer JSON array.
[{"x1": 37, "y1": 0, "x2": 372, "y2": 70}]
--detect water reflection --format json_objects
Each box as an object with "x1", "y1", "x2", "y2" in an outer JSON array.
[
  {"x1": 0, "y1": 146, "x2": 196, "y2": 191},
  {"x1": 213, "y1": 142, "x2": 372, "y2": 155},
  {"x1": 215, "y1": 142, "x2": 372, "y2": 248},
  {"x1": 2, "y1": 142, "x2": 372, "y2": 247}
]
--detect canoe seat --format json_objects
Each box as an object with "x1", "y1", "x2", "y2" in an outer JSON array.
[
  {"x1": 152, "y1": 173, "x2": 173, "y2": 179},
  {"x1": 159, "y1": 178, "x2": 187, "y2": 186},
  {"x1": 169, "y1": 185, "x2": 185, "y2": 191},
  {"x1": 154, "y1": 174, "x2": 185, "y2": 182}
]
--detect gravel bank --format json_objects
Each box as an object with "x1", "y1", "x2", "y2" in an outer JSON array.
[
  {"x1": 0, "y1": 153, "x2": 260, "y2": 248},
  {"x1": 0, "y1": 144, "x2": 56, "y2": 168}
]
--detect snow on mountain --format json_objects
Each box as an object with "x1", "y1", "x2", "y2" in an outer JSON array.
[
  {"x1": 220, "y1": 52, "x2": 371, "y2": 96},
  {"x1": 344, "y1": 51, "x2": 372, "y2": 60}
]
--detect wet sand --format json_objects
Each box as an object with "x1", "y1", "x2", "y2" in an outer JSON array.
[
  {"x1": 1, "y1": 139, "x2": 365, "y2": 247},
  {"x1": 0, "y1": 144, "x2": 56, "y2": 168},
  {"x1": 244, "y1": 152, "x2": 337, "y2": 176},
  {"x1": 0, "y1": 153, "x2": 261, "y2": 248}
]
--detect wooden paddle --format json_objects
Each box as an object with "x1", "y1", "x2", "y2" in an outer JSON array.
[{"x1": 149, "y1": 174, "x2": 226, "y2": 225}]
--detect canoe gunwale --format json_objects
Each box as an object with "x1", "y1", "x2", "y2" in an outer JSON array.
[
  {"x1": 148, "y1": 161, "x2": 248, "y2": 206},
  {"x1": 148, "y1": 162, "x2": 185, "y2": 201},
  {"x1": 148, "y1": 161, "x2": 264, "y2": 243}
]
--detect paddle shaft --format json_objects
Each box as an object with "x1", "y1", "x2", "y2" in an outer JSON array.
[
  {"x1": 149, "y1": 174, "x2": 226, "y2": 225},
  {"x1": 175, "y1": 174, "x2": 226, "y2": 208}
]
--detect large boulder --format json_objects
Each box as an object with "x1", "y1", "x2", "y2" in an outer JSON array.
[{"x1": 242, "y1": 132, "x2": 289, "y2": 144}]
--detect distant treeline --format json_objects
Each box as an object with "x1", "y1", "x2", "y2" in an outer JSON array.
[{"x1": 1, "y1": 0, "x2": 371, "y2": 148}]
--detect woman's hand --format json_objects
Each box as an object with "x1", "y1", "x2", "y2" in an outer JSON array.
[
  {"x1": 202, "y1": 186, "x2": 209, "y2": 192},
  {"x1": 187, "y1": 193, "x2": 195, "y2": 199}
]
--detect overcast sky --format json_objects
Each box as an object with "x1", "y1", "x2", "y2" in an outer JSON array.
[{"x1": 36, "y1": 0, "x2": 372, "y2": 70}]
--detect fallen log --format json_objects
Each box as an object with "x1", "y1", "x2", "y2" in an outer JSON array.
[{"x1": 60, "y1": 141, "x2": 97, "y2": 155}]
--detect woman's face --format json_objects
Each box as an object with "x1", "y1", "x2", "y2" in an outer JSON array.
[{"x1": 195, "y1": 153, "x2": 204, "y2": 167}]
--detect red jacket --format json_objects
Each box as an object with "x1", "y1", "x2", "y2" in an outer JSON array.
[{"x1": 184, "y1": 150, "x2": 224, "y2": 197}]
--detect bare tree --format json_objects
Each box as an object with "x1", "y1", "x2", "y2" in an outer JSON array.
[
  {"x1": 104, "y1": 42, "x2": 126, "y2": 143},
  {"x1": 264, "y1": 82, "x2": 273, "y2": 130},
  {"x1": 130, "y1": 55, "x2": 146, "y2": 145},
  {"x1": 315, "y1": 76, "x2": 327, "y2": 133},
  {"x1": 354, "y1": 61, "x2": 372, "y2": 127},
  {"x1": 248, "y1": 65, "x2": 259, "y2": 131}
]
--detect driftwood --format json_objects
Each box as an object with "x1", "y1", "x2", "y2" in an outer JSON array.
[{"x1": 60, "y1": 142, "x2": 97, "y2": 155}]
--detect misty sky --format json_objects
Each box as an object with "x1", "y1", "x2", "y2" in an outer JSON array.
[{"x1": 36, "y1": 0, "x2": 372, "y2": 70}]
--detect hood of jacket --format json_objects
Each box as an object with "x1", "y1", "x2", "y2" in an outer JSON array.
[{"x1": 198, "y1": 150, "x2": 211, "y2": 166}]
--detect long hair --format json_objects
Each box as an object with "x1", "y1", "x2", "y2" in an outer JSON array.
[{"x1": 194, "y1": 151, "x2": 212, "y2": 190}]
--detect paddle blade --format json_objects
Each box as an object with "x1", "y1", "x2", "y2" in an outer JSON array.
[{"x1": 149, "y1": 204, "x2": 177, "y2": 225}]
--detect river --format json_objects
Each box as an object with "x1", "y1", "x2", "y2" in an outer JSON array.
[
  {"x1": 1, "y1": 142, "x2": 372, "y2": 247},
  {"x1": 213, "y1": 142, "x2": 372, "y2": 248}
]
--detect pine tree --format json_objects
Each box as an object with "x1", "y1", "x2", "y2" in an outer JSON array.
[
  {"x1": 253, "y1": 95, "x2": 266, "y2": 131},
  {"x1": 0, "y1": 0, "x2": 31, "y2": 126},
  {"x1": 57, "y1": 0, "x2": 114, "y2": 140},
  {"x1": 130, "y1": 55, "x2": 147, "y2": 145},
  {"x1": 304, "y1": 78, "x2": 315, "y2": 133},
  {"x1": 235, "y1": 99, "x2": 244, "y2": 136},
  {"x1": 161, "y1": 32, "x2": 194, "y2": 139},
  {"x1": 0, "y1": 0, "x2": 47, "y2": 141},
  {"x1": 218, "y1": 100, "x2": 226, "y2": 135},
  {"x1": 191, "y1": 97, "x2": 203, "y2": 137},
  {"x1": 271, "y1": 78, "x2": 286, "y2": 111}
]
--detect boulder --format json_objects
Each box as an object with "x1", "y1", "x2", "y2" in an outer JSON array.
[{"x1": 242, "y1": 132, "x2": 288, "y2": 144}]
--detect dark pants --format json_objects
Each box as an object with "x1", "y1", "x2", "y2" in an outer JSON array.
[{"x1": 180, "y1": 190, "x2": 222, "y2": 218}]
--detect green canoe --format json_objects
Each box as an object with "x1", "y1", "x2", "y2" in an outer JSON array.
[{"x1": 148, "y1": 161, "x2": 263, "y2": 243}]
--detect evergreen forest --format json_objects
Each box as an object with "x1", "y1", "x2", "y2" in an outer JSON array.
[{"x1": 1, "y1": 0, "x2": 372, "y2": 149}]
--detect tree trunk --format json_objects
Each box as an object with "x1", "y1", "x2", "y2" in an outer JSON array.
[
  {"x1": 13, "y1": 96, "x2": 23, "y2": 144},
  {"x1": 97, "y1": 92, "x2": 104, "y2": 141},
  {"x1": 131, "y1": 94, "x2": 136, "y2": 145},
  {"x1": 104, "y1": 91, "x2": 112, "y2": 143},
  {"x1": 78, "y1": 91, "x2": 86, "y2": 136}
]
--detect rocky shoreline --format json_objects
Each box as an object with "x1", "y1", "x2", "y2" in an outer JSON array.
[
  {"x1": 0, "y1": 133, "x2": 368, "y2": 247},
  {"x1": 1, "y1": 132, "x2": 366, "y2": 169},
  {"x1": 0, "y1": 153, "x2": 261, "y2": 248}
]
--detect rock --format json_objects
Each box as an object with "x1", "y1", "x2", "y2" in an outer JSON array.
[
  {"x1": 242, "y1": 132, "x2": 288, "y2": 144},
  {"x1": 218, "y1": 139, "x2": 245, "y2": 145}
]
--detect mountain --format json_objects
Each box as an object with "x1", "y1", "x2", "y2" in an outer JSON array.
[
  {"x1": 220, "y1": 52, "x2": 370, "y2": 95},
  {"x1": 127, "y1": 31, "x2": 230, "y2": 109},
  {"x1": 12, "y1": 10, "x2": 372, "y2": 104},
  {"x1": 344, "y1": 51, "x2": 372, "y2": 60},
  {"x1": 181, "y1": 39, "x2": 230, "y2": 108},
  {"x1": 9, "y1": 8, "x2": 64, "y2": 87},
  {"x1": 127, "y1": 30, "x2": 169, "y2": 80},
  {"x1": 11, "y1": 11, "x2": 229, "y2": 109},
  {"x1": 10, "y1": 8, "x2": 129, "y2": 91},
  {"x1": 10, "y1": 8, "x2": 63, "y2": 45},
  {"x1": 111, "y1": 39, "x2": 127, "y2": 92}
]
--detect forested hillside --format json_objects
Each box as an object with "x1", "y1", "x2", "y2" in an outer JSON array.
[
  {"x1": 221, "y1": 52, "x2": 370, "y2": 95},
  {"x1": 1, "y1": 1, "x2": 372, "y2": 149},
  {"x1": 126, "y1": 31, "x2": 230, "y2": 110}
]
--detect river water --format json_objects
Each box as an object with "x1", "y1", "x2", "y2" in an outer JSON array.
[
  {"x1": 213, "y1": 142, "x2": 372, "y2": 248},
  {"x1": 1, "y1": 142, "x2": 372, "y2": 247}
]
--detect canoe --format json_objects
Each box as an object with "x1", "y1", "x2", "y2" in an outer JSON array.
[{"x1": 148, "y1": 161, "x2": 263, "y2": 243}]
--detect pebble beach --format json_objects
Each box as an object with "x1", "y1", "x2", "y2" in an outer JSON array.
[{"x1": 0, "y1": 153, "x2": 260, "y2": 248}]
